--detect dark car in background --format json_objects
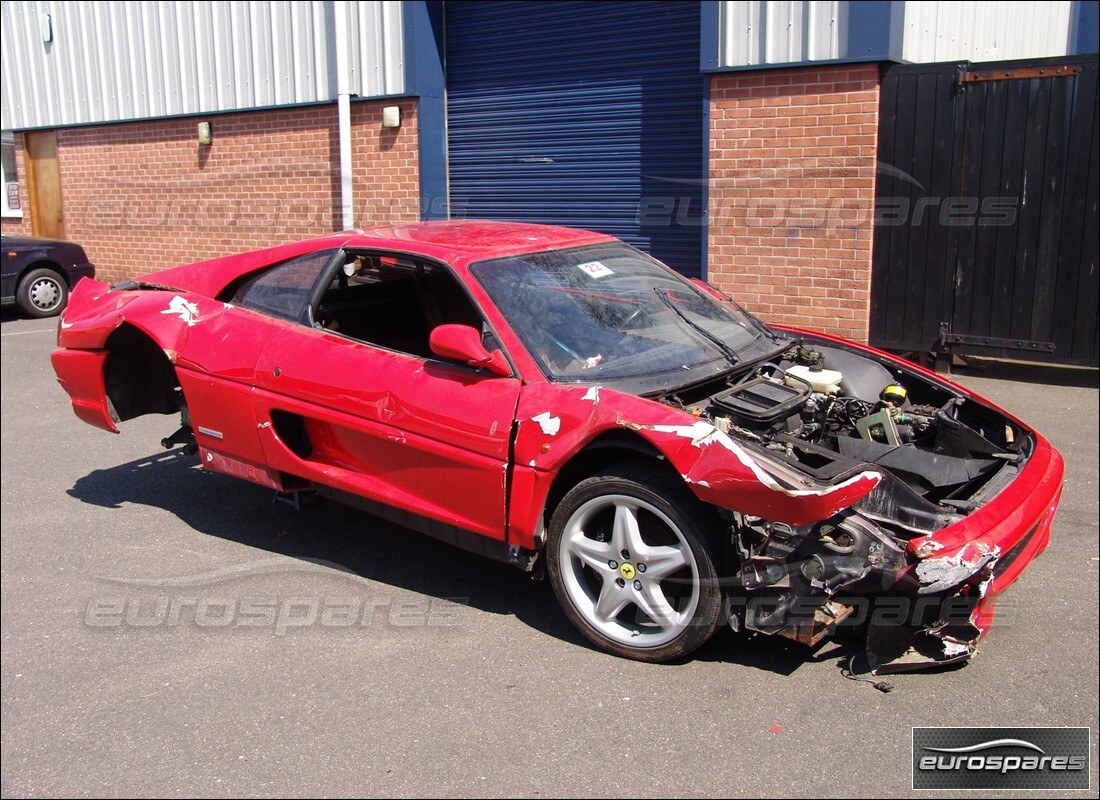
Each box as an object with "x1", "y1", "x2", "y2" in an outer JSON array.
[{"x1": 1, "y1": 234, "x2": 96, "y2": 318}]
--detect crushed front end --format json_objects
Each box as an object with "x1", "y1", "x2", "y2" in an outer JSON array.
[{"x1": 656, "y1": 337, "x2": 1064, "y2": 671}]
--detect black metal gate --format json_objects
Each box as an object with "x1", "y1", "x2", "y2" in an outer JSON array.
[{"x1": 870, "y1": 55, "x2": 1098, "y2": 367}]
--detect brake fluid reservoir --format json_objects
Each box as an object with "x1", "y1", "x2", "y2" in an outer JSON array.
[{"x1": 785, "y1": 364, "x2": 843, "y2": 394}]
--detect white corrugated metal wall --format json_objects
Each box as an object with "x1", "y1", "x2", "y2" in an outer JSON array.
[
  {"x1": 345, "y1": 0, "x2": 405, "y2": 99},
  {"x1": 717, "y1": 0, "x2": 1077, "y2": 68},
  {"x1": 0, "y1": 0, "x2": 406, "y2": 130},
  {"x1": 900, "y1": 1, "x2": 1074, "y2": 62},
  {"x1": 2, "y1": 1, "x2": 1085, "y2": 127},
  {"x1": 719, "y1": 1, "x2": 845, "y2": 67}
]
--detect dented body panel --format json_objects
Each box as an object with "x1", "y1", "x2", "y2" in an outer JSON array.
[
  {"x1": 50, "y1": 221, "x2": 1064, "y2": 670},
  {"x1": 49, "y1": 348, "x2": 118, "y2": 432},
  {"x1": 250, "y1": 323, "x2": 521, "y2": 541},
  {"x1": 507, "y1": 384, "x2": 886, "y2": 550}
]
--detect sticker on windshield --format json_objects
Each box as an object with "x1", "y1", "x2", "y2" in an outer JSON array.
[{"x1": 576, "y1": 261, "x2": 614, "y2": 279}]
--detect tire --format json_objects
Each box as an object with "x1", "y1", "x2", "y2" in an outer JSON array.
[
  {"x1": 546, "y1": 462, "x2": 725, "y2": 662},
  {"x1": 17, "y1": 267, "x2": 68, "y2": 318}
]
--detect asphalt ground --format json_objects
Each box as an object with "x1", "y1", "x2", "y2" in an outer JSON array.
[{"x1": 2, "y1": 309, "x2": 1097, "y2": 798}]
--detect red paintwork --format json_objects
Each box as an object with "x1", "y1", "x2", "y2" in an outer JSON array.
[
  {"x1": 915, "y1": 445, "x2": 1063, "y2": 637},
  {"x1": 51, "y1": 220, "x2": 1063, "y2": 658},
  {"x1": 198, "y1": 446, "x2": 285, "y2": 491},
  {"x1": 146, "y1": 236, "x2": 352, "y2": 298},
  {"x1": 250, "y1": 323, "x2": 520, "y2": 540},
  {"x1": 49, "y1": 348, "x2": 118, "y2": 433}
]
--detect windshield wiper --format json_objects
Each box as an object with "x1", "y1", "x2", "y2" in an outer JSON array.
[
  {"x1": 654, "y1": 287, "x2": 740, "y2": 366},
  {"x1": 733, "y1": 299, "x2": 782, "y2": 342}
]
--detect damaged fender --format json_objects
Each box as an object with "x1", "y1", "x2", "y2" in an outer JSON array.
[
  {"x1": 635, "y1": 420, "x2": 881, "y2": 525},
  {"x1": 508, "y1": 383, "x2": 882, "y2": 549}
]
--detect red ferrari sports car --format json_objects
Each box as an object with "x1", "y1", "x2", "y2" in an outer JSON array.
[{"x1": 51, "y1": 221, "x2": 1063, "y2": 670}]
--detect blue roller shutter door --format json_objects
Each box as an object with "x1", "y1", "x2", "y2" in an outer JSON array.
[{"x1": 445, "y1": 1, "x2": 705, "y2": 277}]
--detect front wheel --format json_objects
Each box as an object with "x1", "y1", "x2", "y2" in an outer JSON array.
[
  {"x1": 546, "y1": 463, "x2": 725, "y2": 662},
  {"x1": 17, "y1": 267, "x2": 68, "y2": 317}
]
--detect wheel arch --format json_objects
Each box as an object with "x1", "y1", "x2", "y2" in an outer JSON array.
[
  {"x1": 18, "y1": 259, "x2": 67, "y2": 286},
  {"x1": 541, "y1": 429, "x2": 686, "y2": 529},
  {"x1": 102, "y1": 322, "x2": 182, "y2": 422}
]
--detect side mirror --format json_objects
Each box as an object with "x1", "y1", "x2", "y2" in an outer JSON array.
[{"x1": 429, "y1": 324, "x2": 512, "y2": 377}]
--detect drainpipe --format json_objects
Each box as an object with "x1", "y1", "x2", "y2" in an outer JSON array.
[{"x1": 335, "y1": 1, "x2": 355, "y2": 230}]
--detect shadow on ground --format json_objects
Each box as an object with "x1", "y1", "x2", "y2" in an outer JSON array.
[{"x1": 67, "y1": 446, "x2": 854, "y2": 676}]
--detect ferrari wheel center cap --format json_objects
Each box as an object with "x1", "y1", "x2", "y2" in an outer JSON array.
[{"x1": 619, "y1": 563, "x2": 636, "y2": 581}]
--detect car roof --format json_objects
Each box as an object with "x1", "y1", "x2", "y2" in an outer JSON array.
[
  {"x1": 340, "y1": 220, "x2": 616, "y2": 263},
  {"x1": 143, "y1": 220, "x2": 619, "y2": 298}
]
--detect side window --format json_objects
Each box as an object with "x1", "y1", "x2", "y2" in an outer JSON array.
[
  {"x1": 314, "y1": 253, "x2": 485, "y2": 359},
  {"x1": 231, "y1": 249, "x2": 337, "y2": 321}
]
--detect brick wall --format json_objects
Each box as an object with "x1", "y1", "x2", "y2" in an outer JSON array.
[
  {"x1": 4, "y1": 99, "x2": 419, "y2": 283},
  {"x1": 350, "y1": 101, "x2": 421, "y2": 224},
  {"x1": 708, "y1": 65, "x2": 880, "y2": 342}
]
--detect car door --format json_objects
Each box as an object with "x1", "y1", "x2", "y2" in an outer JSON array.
[
  {"x1": 171, "y1": 248, "x2": 344, "y2": 481},
  {"x1": 250, "y1": 252, "x2": 522, "y2": 541}
]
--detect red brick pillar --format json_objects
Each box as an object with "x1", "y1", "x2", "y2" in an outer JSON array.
[{"x1": 708, "y1": 65, "x2": 880, "y2": 342}]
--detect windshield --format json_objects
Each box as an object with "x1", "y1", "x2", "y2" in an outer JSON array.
[{"x1": 471, "y1": 242, "x2": 775, "y2": 391}]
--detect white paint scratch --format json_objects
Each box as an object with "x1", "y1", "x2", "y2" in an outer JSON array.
[
  {"x1": 162, "y1": 295, "x2": 200, "y2": 326},
  {"x1": 531, "y1": 412, "x2": 561, "y2": 436},
  {"x1": 582, "y1": 386, "x2": 601, "y2": 403}
]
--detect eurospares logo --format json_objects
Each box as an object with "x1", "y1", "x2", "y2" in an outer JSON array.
[{"x1": 912, "y1": 727, "x2": 1090, "y2": 790}]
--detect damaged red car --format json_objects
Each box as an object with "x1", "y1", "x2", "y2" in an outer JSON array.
[{"x1": 51, "y1": 221, "x2": 1063, "y2": 670}]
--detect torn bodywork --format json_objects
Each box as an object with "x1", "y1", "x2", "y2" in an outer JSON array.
[{"x1": 603, "y1": 338, "x2": 1061, "y2": 670}]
